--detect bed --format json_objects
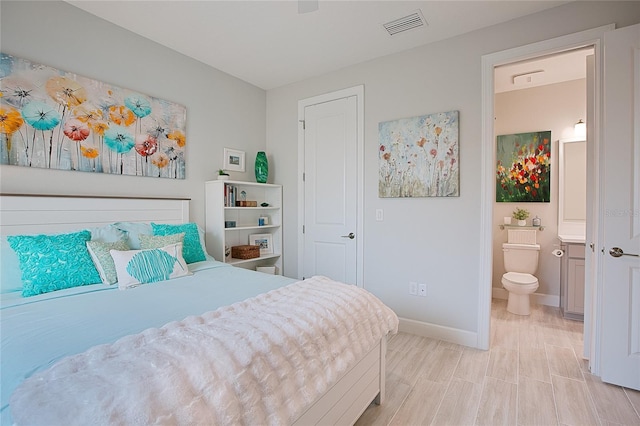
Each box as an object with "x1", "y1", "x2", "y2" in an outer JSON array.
[{"x1": 0, "y1": 194, "x2": 398, "y2": 425}]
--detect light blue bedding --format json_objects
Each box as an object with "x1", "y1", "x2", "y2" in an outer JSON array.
[{"x1": 0, "y1": 260, "x2": 296, "y2": 425}]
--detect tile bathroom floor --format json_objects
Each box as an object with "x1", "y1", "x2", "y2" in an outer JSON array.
[{"x1": 356, "y1": 298, "x2": 640, "y2": 426}]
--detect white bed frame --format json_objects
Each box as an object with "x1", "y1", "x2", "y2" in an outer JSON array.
[{"x1": 0, "y1": 194, "x2": 387, "y2": 425}]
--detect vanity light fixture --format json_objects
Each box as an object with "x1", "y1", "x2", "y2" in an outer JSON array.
[{"x1": 574, "y1": 119, "x2": 586, "y2": 138}]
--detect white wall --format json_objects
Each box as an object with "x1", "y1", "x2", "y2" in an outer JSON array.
[
  {"x1": 493, "y1": 79, "x2": 586, "y2": 303},
  {"x1": 0, "y1": 1, "x2": 267, "y2": 229},
  {"x1": 3, "y1": 0, "x2": 639, "y2": 342},
  {"x1": 266, "y1": 2, "x2": 640, "y2": 339}
]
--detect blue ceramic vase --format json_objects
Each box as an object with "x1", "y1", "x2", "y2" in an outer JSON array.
[{"x1": 255, "y1": 151, "x2": 268, "y2": 183}]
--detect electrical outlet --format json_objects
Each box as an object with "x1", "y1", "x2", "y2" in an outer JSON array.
[
  {"x1": 418, "y1": 283, "x2": 427, "y2": 297},
  {"x1": 409, "y1": 281, "x2": 418, "y2": 295}
]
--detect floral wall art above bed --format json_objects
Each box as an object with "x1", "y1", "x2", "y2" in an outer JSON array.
[
  {"x1": 0, "y1": 53, "x2": 187, "y2": 179},
  {"x1": 378, "y1": 110, "x2": 459, "y2": 198}
]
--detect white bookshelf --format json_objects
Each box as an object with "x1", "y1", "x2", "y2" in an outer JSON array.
[{"x1": 205, "y1": 180, "x2": 282, "y2": 273}]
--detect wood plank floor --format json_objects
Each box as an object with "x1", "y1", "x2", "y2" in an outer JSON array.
[{"x1": 356, "y1": 299, "x2": 640, "y2": 426}]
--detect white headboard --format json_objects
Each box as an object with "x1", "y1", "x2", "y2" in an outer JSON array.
[{"x1": 0, "y1": 194, "x2": 190, "y2": 236}]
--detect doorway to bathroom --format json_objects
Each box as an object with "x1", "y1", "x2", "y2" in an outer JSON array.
[
  {"x1": 491, "y1": 47, "x2": 592, "y2": 312},
  {"x1": 482, "y1": 24, "x2": 640, "y2": 390},
  {"x1": 478, "y1": 26, "x2": 607, "y2": 364}
]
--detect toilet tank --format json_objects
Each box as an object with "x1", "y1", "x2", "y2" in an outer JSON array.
[{"x1": 503, "y1": 243, "x2": 540, "y2": 274}]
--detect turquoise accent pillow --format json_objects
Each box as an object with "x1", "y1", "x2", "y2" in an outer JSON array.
[
  {"x1": 151, "y1": 223, "x2": 206, "y2": 264},
  {"x1": 111, "y1": 242, "x2": 191, "y2": 289},
  {"x1": 7, "y1": 230, "x2": 101, "y2": 297}
]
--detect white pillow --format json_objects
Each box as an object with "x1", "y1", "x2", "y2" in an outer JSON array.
[{"x1": 111, "y1": 243, "x2": 191, "y2": 290}]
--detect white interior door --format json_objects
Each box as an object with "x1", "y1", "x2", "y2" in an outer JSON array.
[
  {"x1": 600, "y1": 23, "x2": 640, "y2": 390},
  {"x1": 302, "y1": 96, "x2": 357, "y2": 284}
]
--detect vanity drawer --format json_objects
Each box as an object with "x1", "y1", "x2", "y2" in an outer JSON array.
[{"x1": 568, "y1": 244, "x2": 585, "y2": 259}]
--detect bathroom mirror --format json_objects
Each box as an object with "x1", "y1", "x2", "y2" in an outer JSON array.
[{"x1": 558, "y1": 138, "x2": 586, "y2": 238}]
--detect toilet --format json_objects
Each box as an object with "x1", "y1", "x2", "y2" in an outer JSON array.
[{"x1": 502, "y1": 242, "x2": 540, "y2": 315}]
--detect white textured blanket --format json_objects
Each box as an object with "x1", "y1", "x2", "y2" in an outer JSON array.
[{"x1": 10, "y1": 276, "x2": 398, "y2": 425}]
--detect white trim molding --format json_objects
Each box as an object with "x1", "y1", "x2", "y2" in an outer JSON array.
[{"x1": 398, "y1": 317, "x2": 478, "y2": 348}]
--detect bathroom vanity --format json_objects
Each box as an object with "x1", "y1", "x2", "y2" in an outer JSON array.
[
  {"x1": 559, "y1": 239, "x2": 585, "y2": 321},
  {"x1": 557, "y1": 137, "x2": 587, "y2": 321}
]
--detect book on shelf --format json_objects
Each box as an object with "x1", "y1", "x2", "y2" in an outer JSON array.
[
  {"x1": 224, "y1": 183, "x2": 259, "y2": 207},
  {"x1": 224, "y1": 183, "x2": 237, "y2": 207}
]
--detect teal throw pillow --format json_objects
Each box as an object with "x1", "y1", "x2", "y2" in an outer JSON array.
[
  {"x1": 7, "y1": 230, "x2": 101, "y2": 297},
  {"x1": 151, "y1": 223, "x2": 206, "y2": 264},
  {"x1": 111, "y1": 243, "x2": 191, "y2": 289}
]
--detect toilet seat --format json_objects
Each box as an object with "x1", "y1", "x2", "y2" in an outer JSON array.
[{"x1": 502, "y1": 272, "x2": 538, "y2": 285}]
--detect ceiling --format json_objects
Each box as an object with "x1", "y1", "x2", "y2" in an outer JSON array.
[
  {"x1": 496, "y1": 46, "x2": 593, "y2": 93},
  {"x1": 67, "y1": 0, "x2": 571, "y2": 90}
]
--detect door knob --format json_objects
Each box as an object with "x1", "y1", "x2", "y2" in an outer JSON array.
[
  {"x1": 609, "y1": 247, "x2": 639, "y2": 258},
  {"x1": 341, "y1": 232, "x2": 355, "y2": 239}
]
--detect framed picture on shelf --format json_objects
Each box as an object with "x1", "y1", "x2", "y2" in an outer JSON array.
[
  {"x1": 223, "y1": 148, "x2": 246, "y2": 172},
  {"x1": 249, "y1": 233, "x2": 273, "y2": 255}
]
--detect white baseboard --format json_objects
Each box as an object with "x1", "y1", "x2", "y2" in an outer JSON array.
[
  {"x1": 398, "y1": 317, "x2": 478, "y2": 348},
  {"x1": 398, "y1": 290, "x2": 561, "y2": 350},
  {"x1": 492, "y1": 287, "x2": 559, "y2": 307}
]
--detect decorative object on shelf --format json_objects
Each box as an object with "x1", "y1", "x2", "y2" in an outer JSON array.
[
  {"x1": 503, "y1": 216, "x2": 512, "y2": 225},
  {"x1": 0, "y1": 53, "x2": 186, "y2": 179},
  {"x1": 261, "y1": 202, "x2": 269, "y2": 207},
  {"x1": 259, "y1": 216, "x2": 269, "y2": 226},
  {"x1": 239, "y1": 191, "x2": 247, "y2": 201},
  {"x1": 532, "y1": 216, "x2": 541, "y2": 227},
  {"x1": 223, "y1": 148, "x2": 245, "y2": 172},
  {"x1": 378, "y1": 110, "x2": 459, "y2": 197},
  {"x1": 231, "y1": 245, "x2": 260, "y2": 259},
  {"x1": 249, "y1": 233, "x2": 273, "y2": 255},
  {"x1": 224, "y1": 245, "x2": 231, "y2": 258},
  {"x1": 512, "y1": 207, "x2": 530, "y2": 226},
  {"x1": 217, "y1": 169, "x2": 230, "y2": 180},
  {"x1": 255, "y1": 151, "x2": 269, "y2": 183},
  {"x1": 496, "y1": 130, "x2": 551, "y2": 202},
  {"x1": 224, "y1": 221, "x2": 236, "y2": 228},
  {"x1": 235, "y1": 200, "x2": 257, "y2": 207}
]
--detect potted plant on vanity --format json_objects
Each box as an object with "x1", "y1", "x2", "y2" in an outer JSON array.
[{"x1": 512, "y1": 207, "x2": 530, "y2": 226}]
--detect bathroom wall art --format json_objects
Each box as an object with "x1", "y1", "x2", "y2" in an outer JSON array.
[
  {"x1": 378, "y1": 110, "x2": 459, "y2": 198},
  {"x1": 0, "y1": 53, "x2": 186, "y2": 179},
  {"x1": 496, "y1": 130, "x2": 551, "y2": 202}
]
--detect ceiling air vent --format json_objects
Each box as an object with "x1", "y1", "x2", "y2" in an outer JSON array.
[{"x1": 383, "y1": 10, "x2": 427, "y2": 36}]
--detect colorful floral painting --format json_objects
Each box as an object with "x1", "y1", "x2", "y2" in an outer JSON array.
[
  {"x1": 496, "y1": 131, "x2": 551, "y2": 202},
  {"x1": 379, "y1": 110, "x2": 459, "y2": 197},
  {"x1": 0, "y1": 53, "x2": 186, "y2": 179}
]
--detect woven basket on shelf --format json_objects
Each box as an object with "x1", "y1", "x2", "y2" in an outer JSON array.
[{"x1": 231, "y1": 245, "x2": 260, "y2": 259}]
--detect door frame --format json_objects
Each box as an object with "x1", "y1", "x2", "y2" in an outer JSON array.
[
  {"x1": 479, "y1": 25, "x2": 613, "y2": 367},
  {"x1": 297, "y1": 85, "x2": 365, "y2": 286}
]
